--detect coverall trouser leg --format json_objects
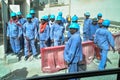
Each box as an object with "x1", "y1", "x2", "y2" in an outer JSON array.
[
  {"x1": 98, "y1": 50, "x2": 108, "y2": 70},
  {"x1": 68, "y1": 63, "x2": 80, "y2": 80}
]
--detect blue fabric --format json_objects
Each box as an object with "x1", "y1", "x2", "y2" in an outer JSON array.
[
  {"x1": 7, "y1": 21, "x2": 22, "y2": 38},
  {"x1": 23, "y1": 22, "x2": 37, "y2": 40},
  {"x1": 24, "y1": 38, "x2": 37, "y2": 57},
  {"x1": 64, "y1": 32, "x2": 83, "y2": 80},
  {"x1": 83, "y1": 18, "x2": 92, "y2": 41},
  {"x1": 89, "y1": 24, "x2": 99, "y2": 40},
  {"x1": 32, "y1": 17, "x2": 39, "y2": 30},
  {"x1": 7, "y1": 20, "x2": 22, "y2": 53},
  {"x1": 18, "y1": 18, "x2": 27, "y2": 25},
  {"x1": 98, "y1": 49, "x2": 108, "y2": 70},
  {"x1": 10, "y1": 37, "x2": 20, "y2": 53},
  {"x1": 50, "y1": 23, "x2": 64, "y2": 46},
  {"x1": 64, "y1": 32, "x2": 83, "y2": 64},
  {"x1": 68, "y1": 63, "x2": 79, "y2": 80},
  {"x1": 39, "y1": 24, "x2": 50, "y2": 41},
  {"x1": 94, "y1": 28, "x2": 115, "y2": 50}
]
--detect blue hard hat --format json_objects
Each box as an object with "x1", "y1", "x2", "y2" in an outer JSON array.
[
  {"x1": 58, "y1": 11, "x2": 62, "y2": 16},
  {"x1": 92, "y1": 17, "x2": 98, "y2": 22},
  {"x1": 97, "y1": 13, "x2": 102, "y2": 17},
  {"x1": 17, "y1": 12, "x2": 22, "y2": 15},
  {"x1": 41, "y1": 15, "x2": 48, "y2": 21},
  {"x1": 50, "y1": 14, "x2": 55, "y2": 19},
  {"x1": 30, "y1": 9, "x2": 35, "y2": 14},
  {"x1": 69, "y1": 23, "x2": 80, "y2": 29},
  {"x1": 10, "y1": 12, "x2": 16, "y2": 17},
  {"x1": 72, "y1": 15, "x2": 78, "y2": 22},
  {"x1": 84, "y1": 12, "x2": 90, "y2": 16},
  {"x1": 56, "y1": 16, "x2": 62, "y2": 21},
  {"x1": 102, "y1": 20, "x2": 110, "y2": 27},
  {"x1": 26, "y1": 14, "x2": 32, "y2": 18}
]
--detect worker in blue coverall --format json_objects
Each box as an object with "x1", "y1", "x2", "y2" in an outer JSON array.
[
  {"x1": 7, "y1": 12, "x2": 22, "y2": 56},
  {"x1": 30, "y1": 9, "x2": 39, "y2": 53},
  {"x1": 89, "y1": 18, "x2": 99, "y2": 41},
  {"x1": 48, "y1": 14, "x2": 55, "y2": 46},
  {"x1": 39, "y1": 15, "x2": 50, "y2": 48},
  {"x1": 67, "y1": 15, "x2": 79, "y2": 40},
  {"x1": 17, "y1": 11, "x2": 27, "y2": 51},
  {"x1": 23, "y1": 14, "x2": 38, "y2": 60},
  {"x1": 64, "y1": 23, "x2": 83, "y2": 80},
  {"x1": 83, "y1": 12, "x2": 92, "y2": 41},
  {"x1": 50, "y1": 16, "x2": 64, "y2": 46},
  {"x1": 94, "y1": 20, "x2": 115, "y2": 70},
  {"x1": 58, "y1": 11, "x2": 66, "y2": 44},
  {"x1": 97, "y1": 13, "x2": 103, "y2": 21}
]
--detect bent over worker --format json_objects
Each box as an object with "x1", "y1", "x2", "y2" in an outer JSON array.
[
  {"x1": 64, "y1": 23, "x2": 83, "y2": 80},
  {"x1": 94, "y1": 20, "x2": 115, "y2": 70}
]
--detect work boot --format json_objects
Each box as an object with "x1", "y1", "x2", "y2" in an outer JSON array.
[
  {"x1": 33, "y1": 54, "x2": 39, "y2": 59},
  {"x1": 24, "y1": 56, "x2": 29, "y2": 61}
]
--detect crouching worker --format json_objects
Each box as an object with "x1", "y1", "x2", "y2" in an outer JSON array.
[
  {"x1": 23, "y1": 14, "x2": 38, "y2": 60},
  {"x1": 94, "y1": 20, "x2": 115, "y2": 70},
  {"x1": 64, "y1": 23, "x2": 83, "y2": 80}
]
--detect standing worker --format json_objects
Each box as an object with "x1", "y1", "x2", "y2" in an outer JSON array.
[
  {"x1": 67, "y1": 15, "x2": 79, "y2": 40},
  {"x1": 7, "y1": 12, "x2": 22, "y2": 56},
  {"x1": 17, "y1": 11, "x2": 27, "y2": 51},
  {"x1": 64, "y1": 23, "x2": 83, "y2": 80},
  {"x1": 50, "y1": 16, "x2": 64, "y2": 46},
  {"x1": 89, "y1": 18, "x2": 99, "y2": 41},
  {"x1": 39, "y1": 15, "x2": 50, "y2": 48},
  {"x1": 48, "y1": 14, "x2": 55, "y2": 46},
  {"x1": 97, "y1": 13, "x2": 103, "y2": 21},
  {"x1": 94, "y1": 20, "x2": 115, "y2": 70},
  {"x1": 83, "y1": 12, "x2": 92, "y2": 41},
  {"x1": 23, "y1": 14, "x2": 38, "y2": 60}
]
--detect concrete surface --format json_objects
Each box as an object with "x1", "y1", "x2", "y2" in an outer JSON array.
[{"x1": 0, "y1": 51, "x2": 119, "y2": 80}]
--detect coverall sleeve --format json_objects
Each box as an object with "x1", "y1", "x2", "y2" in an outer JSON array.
[
  {"x1": 18, "y1": 25, "x2": 22, "y2": 38},
  {"x1": 22, "y1": 24, "x2": 26, "y2": 37},
  {"x1": 107, "y1": 32, "x2": 115, "y2": 48},
  {"x1": 68, "y1": 37, "x2": 79, "y2": 63},
  {"x1": 34, "y1": 24, "x2": 37, "y2": 39},
  {"x1": 50, "y1": 25, "x2": 54, "y2": 40},
  {"x1": 7, "y1": 23, "x2": 10, "y2": 37},
  {"x1": 45, "y1": 25, "x2": 50, "y2": 41}
]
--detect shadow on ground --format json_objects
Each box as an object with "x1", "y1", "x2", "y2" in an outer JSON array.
[{"x1": 3, "y1": 67, "x2": 28, "y2": 80}]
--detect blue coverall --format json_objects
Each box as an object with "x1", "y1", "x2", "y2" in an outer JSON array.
[
  {"x1": 39, "y1": 24, "x2": 50, "y2": 48},
  {"x1": 89, "y1": 23, "x2": 99, "y2": 40},
  {"x1": 64, "y1": 32, "x2": 83, "y2": 80},
  {"x1": 83, "y1": 18, "x2": 92, "y2": 41},
  {"x1": 48, "y1": 21, "x2": 55, "y2": 46},
  {"x1": 94, "y1": 28, "x2": 115, "y2": 70},
  {"x1": 7, "y1": 20, "x2": 22, "y2": 54},
  {"x1": 32, "y1": 17, "x2": 39, "y2": 30},
  {"x1": 18, "y1": 18, "x2": 27, "y2": 49},
  {"x1": 23, "y1": 22, "x2": 37, "y2": 57},
  {"x1": 50, "y1": 23, "x2": 64, "y2": 46}
]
